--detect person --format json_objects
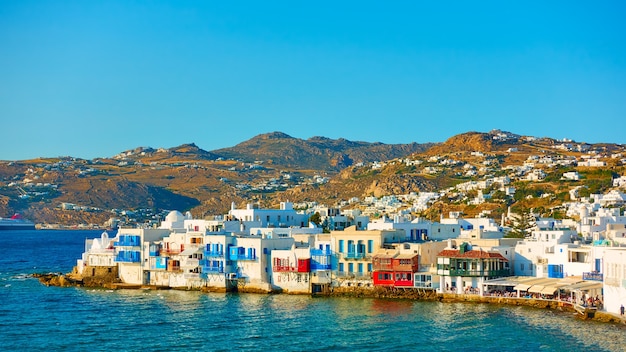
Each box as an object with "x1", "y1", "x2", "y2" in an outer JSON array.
[{"x1": 620, "y1": 304, "x2": 624, "y2": 316}]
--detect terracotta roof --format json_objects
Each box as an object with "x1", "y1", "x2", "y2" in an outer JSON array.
[{"x1": 437, "y1": 249, "x2": 508, "y2": 261}]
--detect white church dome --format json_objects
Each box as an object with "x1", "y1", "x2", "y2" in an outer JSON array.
[{"x1": 165, "y1": 210, "x2": 185, "y2": 223}]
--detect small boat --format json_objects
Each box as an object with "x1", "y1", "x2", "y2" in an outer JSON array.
[{"x1": 0, "y1": 213, "x2": 36, "y2": 230}]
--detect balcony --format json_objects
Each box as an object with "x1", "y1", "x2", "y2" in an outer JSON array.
[
  {"x1": 229, "y1": 254, "x2": 257, "y2": 261},
  {"x1": 311, "y1": 262, "x2": 332, "y2": 271},
  {"x1": 115, "y1": 251, "x2": 141, "y2": 263},
  {"x1": 202, "y1": 266, "x2": 224, "y2": 273},
  {"x1": 114, "y1": 239, "x2": 141, "y2": 247},
  {"x1": 204, "y1": 250, "x2": 224, "y2": 258},
  {"x1": 311, "y1": 249, "x2": 333, "y2": 256},
  {"x1": 345, "y1": 252, "x2": 366, "y2": 260},
  {"x1": 274, "y1": 265, "x2": 297, "y2": 272},
  {"x1": 583, "y1": 272, "x2": 603, "y2": 281},
  {"x1": 372, "y1": 264, "x2": 393, "y2": 271}
]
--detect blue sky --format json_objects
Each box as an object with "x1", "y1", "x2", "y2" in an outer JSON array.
[{"x1": 1, "y1": 1, "x2": 625, "y2": 160}]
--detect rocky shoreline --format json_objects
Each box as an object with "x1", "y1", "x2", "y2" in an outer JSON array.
[{"x1": 33, "y1": 272, "x2": 626, "y2": 326}]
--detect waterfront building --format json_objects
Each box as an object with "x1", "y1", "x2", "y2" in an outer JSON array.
[
  {"x1": 114, "y1": 227, "x2": 171, "y2": 285},
  {"x1": 602, "y1": 248, "x2": 626, "y2": 316},
  {"x1": 270, "y1": 244, "x2": 311, "y2": 294},
  {"x1": 231, "y1": 233, "x2": 294, "y2": 292},
  {"x1": 372, "y1": 250, "x2": 419, "y2": 287},
  {"x1": 331, "y1": 226, "x2": 404, "y2": 286},
  {"x1": 77, "y1": 231, "x2": 116, "y2": 271},
  {"x1": 384, "y1": 241, "x2": 447, "y2": 290},
  {"x1": 147, "y1": 227, "x2": 207, "y2": 288},
  {"x1": 201, "y1": 232, "x2": 237, "y2": 291},
  {"x1": 437, "y1": 242, "x2": 510, "y2": 295},
  {"x1": 309, "y1": 234, "x2": 333, "y2": 294}
]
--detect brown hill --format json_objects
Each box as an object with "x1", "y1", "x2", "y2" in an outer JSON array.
[
  {"x1": 1, "y1": 130, "x2": 625, "y2": 226},
  {"x1": 426, "y1": 130, "x2": 520, "y2": 154},
  {"x1": 213, "y1": 132, "x2": 432, "y2": 171}
]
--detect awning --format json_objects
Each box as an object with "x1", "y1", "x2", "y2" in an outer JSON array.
[
  {"x1": 179, "y1": 247, "x2": 200, "y2": 256},
  {"x1": 564, "y1": 281, "x2": 603, "y2": 292},
  {"x1": 540, "y1": 286, "x2": 559, "y2": 295},
  {"x1": 528, "y1": 285, "x2": 545, "y2": 294},
  {"x1": 514, "y1": 284, "x2": 532, "y2": 291}
]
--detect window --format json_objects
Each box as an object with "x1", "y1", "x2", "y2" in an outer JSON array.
[
  {"x1": 348, "y1": 263, "x2": 354, "y2": 273},
  {"x1": 339, "y1": 263, "x2": 344, "y2": 272},
  {"x1": 339, "y1": 240, "x2": 344, "y2": 253},
  {"x1": 368, "y1": 240, "x2": 374, "y2": 253}
]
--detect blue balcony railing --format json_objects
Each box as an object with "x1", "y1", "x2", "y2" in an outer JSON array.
[
  {"x1": 204, "y1": 250, "x2": 224, "y2": 258},
  {"x1": 229, "y1": 254, "x2": 257, "y2": 261},
  {"x1": 311, "y1": 249, "x2": 333, "y2": 256},
  {"x1": 311, "y1": 262, "x2": 332, "y2": 270},
  {"x1": 203, "y1": 266, "x2": 224, "y2": 273},
  {"x1": 115, "y1": 251, "x2": 141, "y2": 263},
  {"x1": 345, "y1": 252, "x2": 366, "y2": 260},
  {"x1": 583, "y1": 272, "x2": 603, "y2": 281},
  {"x1": 114, "y1": 235, "x2": 141, "y2": 247}
]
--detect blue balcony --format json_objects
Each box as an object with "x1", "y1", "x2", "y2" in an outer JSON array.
[
  {"x1": 229, "y1": 254, "x2": 257, "y2": 261},
  {"x1": 311, "y1": 262, "x2": 332, "y2": 270},
  {"x1": 345, "y1": 252, "x2": 366, "y2": 260},
  {"x1": 229, "y1": 247, "x2": 257, "y2": 261},
  {"x1": 583, "y1": 272, "x2": 603, "y2": 281},
  {"x1": 115, "y1": 250, "x2": 141, "y2": 263},
  {"x1": 203, "y1": 266, "x2": 224, "y2": 273},
  {"x1": 311, "y1": 249, "x2": 333, "y2": 256},
  {"x1": 204, "y1": 250, "x2": 224, "y2": 258},
  {"x1": 114, "y1": 235, "x2": 141, "y2": 247}
]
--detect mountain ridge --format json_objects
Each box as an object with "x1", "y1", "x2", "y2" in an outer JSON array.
[{"x1": 1, "y1": 130, "x2": 624, "y2": 227}]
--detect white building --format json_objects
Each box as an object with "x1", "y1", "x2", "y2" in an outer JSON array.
[
  {"x1": 228, "y1": 201, "x2": 309, "y2": 228},
  {"x1": 368, "y1": 214, "x2": 462, "y2": 242},
  {"x1": 115, "y1": 227, "x2": 171, "y2": 285},
  {"x1": 603, "y1": 249, "x2": 626, "y2": 316}
]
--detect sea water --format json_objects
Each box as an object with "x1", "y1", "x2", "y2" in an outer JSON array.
[{"x1": 1, "y1": 230, "x2": 625, "y2": 352}]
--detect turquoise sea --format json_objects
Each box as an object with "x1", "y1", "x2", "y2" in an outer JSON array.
[{"x1": 1, "y1": 230, "x2": 625, "y2": 352}]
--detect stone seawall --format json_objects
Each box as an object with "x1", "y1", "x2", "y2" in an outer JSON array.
[{"x1": 33, "y1": 272, "x2": 626, "y2": 326}]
